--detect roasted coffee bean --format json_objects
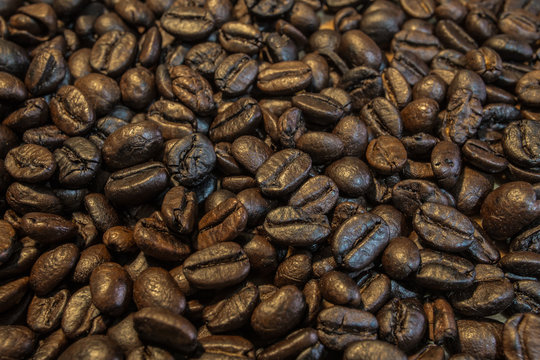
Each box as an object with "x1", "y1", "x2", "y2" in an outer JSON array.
[
  {"x1": 424, "y1": 298, "x2": 457, "y2": 345},
  {"x1": 333, "y1": 115, "x2": 368, "y2": 157},
  {"x1": 450, "y1": 264, "x2": 514, "y2": 317},
  {"x1": 292, "y1": 93, "x2": 344, "y2": 126},
  {"x1": 481, "y1": 181, "x2": 540, "y2": 241},
  {"x1": 251, "y1": 285, "x2": 305, "y2": 338},
  {"x1": 3, "y1": 97, "x2": 48, "y2": 133},
  {"x1": 258, "y1": 328, "x2": 318, "y2": 360},
  {"x1": 503, "y1": 119, "x2": 540, "y2": 168},
  {"x1": 84, "y1": 193, "x2": 120, "y2": 232},
  {"x1": 54, "y1": 138, "x2": 101, "y2": 189},
  {"x1": 209, "y1": 97, "x2": 262, "y2": 143},
  {"x1": 25, "y1": 49, "x2": 66, "y2": 97},
  {"x1": 382, "y1": 237, "x2": 420, "y2": 280},
  {"x1": 30, "y1": 243, "x2": 79, "y2": 296},
  {"x1": 288, "y1": 175, "x2": 339, "y2": 215},
  {"x1": 413, "y1": 202, "x2": 475, "y2": 252},
  {"x1": 317, "y1": 306, "x2": 378, "y2": 351},
  {"x1": 456, "y1": 319, "x2": 504, "y2": 360},
  {"x1": 257, "y1": 61, "x2": 312, "y2": 95},
  {"x1": 164, "y1": 133, "x2": 216, "y2": 187},
  {"x1": 219, "y1": 22, "x2": 262, "y2": 55},
  {"x1": 196, "y1": 197, "x2": 247, "y2": 250},
  {"x1": 185, "y1": 42, "x2": 226, "y2": 79},
  {"x1": 296, "y1": 132, "x2": 343, "y2": 165},
  {"x1": 332, "y1": 213, "x2": 389, "y2": 271},
  {"x1": 366, "y1": 135, "x2": 407, "y2": 175},
  {"x1": 502, "y1": 313, "x2": 540, "y2": 360},
  {"x1": 105, "y1": 161, "x2": 169, "y2": 207},
  {"x1": 256, "y1": 148, "x2": 311, "y2": 197},
  {"x1": 20, "y1": 212, "x2": 76, "y2": 245},
  {"x1": 415, "y1": 249, "x2": 475, "y2": 290},
  {"x1": 183, "y1": 242, "x2": 249, "y2": 289},
  {"x1": 62, "y1": 286, "x2": 108, "y2": 339},
  {"x1": 377, "y1": 298, "x2": 426, "y2": 351},
  {"x1": 325, "y1": 157, "x2": 372, "y2": 197},
  {"x1": 392, "y1": 179, "x2": 452, "y2": 216},
  {"x1": 0, "y1": 325, "x2": 36, "y2": 359},
  {"x1": 203, "y1": 282, "x2": 258, "y2": 333},
  {"x1": 361, "y1": 97, "x2": 403, "y2": 138},
  {"x1": 500, "y1": 251, "x2": 540, "y2": 278},
  {"x1": 89, "y1": 262, "x2": 132, "y2": 316},
  {"x1": 50, "y1": 85, "x2": 96, "y2": 136},
  {"x1": 72, "y1": 244, "x2": 112, "y2": 284},
  {"x1": 161, "y1": 186, "x2": 197, "y2": 235},
  {"x1": 343, "y1": 340, "x2": 406, "y2": 360},
  {"x1": 146, "y1": 99, "x2": 197, "y2": 140},
  {"x1": 160, "y1": 5, "x2": 215, "y2": 42},
  {"x1": 133, "y1": 267, "x2": 185, "y2": 314},
  {"x1": 90, "y1": 30, "x2": 137, "y2": 77},
  {"x1": 392, "y1": 30, "x2": 440, "y2": 63},
  {"x1": 58, "y1": 335, "x2": 122, "y2": 360},
  {"x1": 74, "y1": 74, "x2": 121, "y2": 117},
  {"x1": 170, "y1": 65, "x2": 215, "y2": 115},
  {"x1": 134, "y1": 217, "x2": 190, "y2": 262},
  {"x1": 5, "y1": 144, "x2": 56, "y2": 183},
  {"x1": 27, "y1": 288, "x2": 69, "y2": 333},
  {"x1": 214, "y1": 53, "x2": 258, "y2": 96}
]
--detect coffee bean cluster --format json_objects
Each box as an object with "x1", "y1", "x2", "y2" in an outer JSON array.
[{"x1": 0, "y1": 0, "x2": 539, "y2": 359}]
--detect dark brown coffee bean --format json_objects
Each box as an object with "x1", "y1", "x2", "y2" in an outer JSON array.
[
  {"x1": 415, "y1": 249, "x2": 475, "y2": 290},
  {"x1": 196, "y1": 197, "x2": 247, "y2": 250},
  {"x1": 72, "y1": 244, "x2": 112, "y2": 284},
  {"x1": 332, "y1": 213, "x2": 389, "y2": 271},
  {"x1": 183, "y1": 242, "x2": 250, "y2": 289},
  {"x1": 133, "y1": 267, "x2": 185, "y2": 314},
  {"x1": 209, "y1": 97, "x2": 262, "y2": 143},
  {"x1": 0, "y1": 325, "x2": 36, "y2": 359},
  {"x1": 30, "y1": 243, "x2": 79, "y2": 296},
  {"x1": 27, "y1": 288, "x2": 69, "y2": 333},
  {"x1": 89, "y1": 262, "x2": 132, "y2": 316},
  {"x1": 251, "y1": 285, "x2": 305, "y2": 338},
  {"x1": 134, "y1": 217, "x2": 190, "y2": 262},
  {"x1": 5, "y1": 144, "x2": 56, "y2": 183},
  {"x1": 317, "y1": 306, "x2": 378, "y2": 351},
  {"x1": 257, "y1": 61, "x2": 312, "y2": 95},
  {"x1": 170, "y1": 65, "x2": 215, "y2": 115},
  {"x1": 90, "y1": 31, "x2": 137, "y2": 77},
  {"x1": 203, "y1": 282, "x2": 258, "y2": 333},
  {"x1": 133, "y1": 306, "x2": 197, "y2": 352},
  {"x1": 61, "y1": 286, "x2": 108, "y2": 339},
  {"x1": 424, "y1": 298, "x2": 457, "y2": 345},
  {"x1": 366, "y1": 135, "x2": 407, "y2": 175},
  {"x1": 343, "y1": 340, "x2": 406, "y2": 360}
]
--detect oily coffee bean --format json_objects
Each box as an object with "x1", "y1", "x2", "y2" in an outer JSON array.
[
  {"x1": 257, "y1": 61, "x2": 312, "y2": 95},
  {"x1": 5, "y1": 144, "x2": 56, "y2": 183},
  {"x1": 104, "y1": 161, "x2": 169, "y2": 207},
  {"x1": 133, "y1": 306, "x2": 197, "y2": 352},
  {"x1": 27, "y1": 288, "x2": 69, "y2": 333},
  {"x1": 61, "y1": 285, "x2": 108, "y2": 339},
  {"x1": 251, "y1": 285, "x2": 305, "y2": 338},
  {"x1": 146, "y1": 99, "x2": 197, "y2": 140},
  {"x1": 0, "y1": 325, "x2": 36, "y2": 359},
  {"x1": 382, "y1": 237, "x2": 420, "y2": 280},
  {"x1": 161, "y1": 186, "x2": 197, "y2": 235},
  {"x1": 291, "y1": 92, "x2": 344, "y2": 126},
  {"x1": 203, "y1": 282, "x2": 259, "y2": 333},
  {"x1": 414, "y1": 249, "x2": 476, "y2": 290},
  {"x1": 377, "y1": 298, "x2": 427, "y2": 352},
  {"x1": 54, "y1": 137, "x2": 101, "y2": 188},
  {"x1": 133, "y1": 217, "x2": 190, "y2": 262},
  {"x1": 183, "y1": 242, "x2": 250, "y2": 289},
  {"x1": 29, "y1": 243, "x2": 79, "y2": 296},
  {"x1": 214, "y1": 53, "x2": 258, "y2": 96},
  {"x1": 160, "y1": 5, "x2": 215, "y2": 42},
  {"x1": 133, "y1": 267, "x2": 185, "y2": 314},
  {"x1": 503, "y1": 313, "x2": 540, "y2": 360},
  {"x1": 170, "y1": 65, "x2": 215, "y2": 115},
  {"x1": 90, "y1": 30, "x2": 137, "y2": 77},
  {"x1": 332, "y1": 213, "x2": 389, "y2": 271},
  {"x1": 196, "y1": 197, "x2": 248, "y2": 250},
  {"x1": 218, "y1": 22, "x2": 262, "y2": 55},
  {"x1": 264, "y1": 206, "x2": 331, "y2": 247},
  {"x1": 20, "y1": 212, "x2": 76, "y2": 245},
  {"x1": 424, "y1": 298, "x2": 457, "y2": 345},
  {"x1": 72, "y1": 244, "x2": 112, "y2": 284},
  {"x1": 209, "y1": 97, "x2": 262, "y2": 143},
  {"x1": 89, "y1": 262, "x2": 132, "y2": 316},
  {"x1": 317, "y1": 306, "x2": 378, "y2": 351},
  {"x1": 164, "y1": 133, "x2": 216, "y2": 187},
  {"x1": 343, "y1": 340, "x2": 406, "y2": 360},
  {"x1": 50, "y1": 85, "x2": 96, "y2": 136}
]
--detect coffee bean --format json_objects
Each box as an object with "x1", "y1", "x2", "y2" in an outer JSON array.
[
  {"x1": 5, "y1": 144, "x2": 56, "y2": 183},
  {"x1": 133, "y1": 267, "x2": 185, "y2": 314},
  {"x1": 0, "y1": 325, "x2": 36, "y2": 359},
  {"x1": 377, "y1": 298, "x2": 427, "y2": 351},
  {"x1": 58, "y1": 335, "x2": 122, "y2": 360},
  {"x1": 251, "y1": 285, "x2": 305, "y2": 338},
  {"x1": 30, "y1": 243, "x2": 79, "y2": 296},
  {"x1": 196, "y1": 197, "x2": 248, "y2": 250},
  {"x1": 343, "y1": 340, "x2": 407, "y2": 360},
  {"x1": 161, "y1": 5, "x2": 215, "y2": 42},
  {"x1": 183, "y1": 242, "x2": 250, "y2": 289},
  {"x1": 257, "y1": 61, "x2": 312, "y2": 95},
  {"x1": 332, "y1": 213, "x2": 389, "y2": 271},
  {"x1": 415, "y1": 249, "x2": 476, "y2": 290},
  {"x1": 90, "y1": 31, "x2": 137, "y2": 77},
  {"x1": 317, "y1": 306, "x2": 378, "y2": 351},
  {"x1": 209, "y1": 97, "x2": 262, "y2": 143},
  {"x1": 134, "y1": 217, "x2": 190, "y2": 262},
  {"x1": 61, "y1": 286, "x2": 108, "y2": 339}
]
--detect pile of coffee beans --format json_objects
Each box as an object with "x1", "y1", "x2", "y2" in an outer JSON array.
[{"x1": 0, "y1": 0, "x2": 540, "y2": 358}]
